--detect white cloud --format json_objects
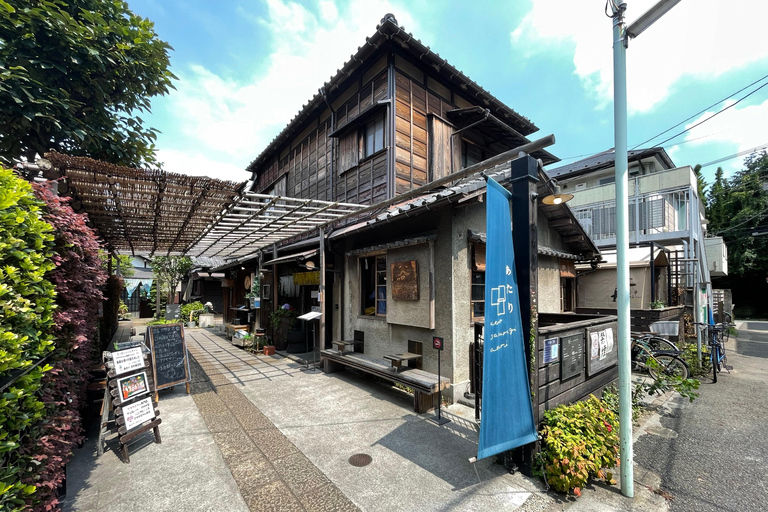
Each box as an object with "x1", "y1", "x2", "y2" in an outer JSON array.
[
  {"x1": 162, "y1": 0, "x2": 416, "y2": 175},
  {"x1": 156, "y1": 149, "x2": 251, "y2": 183},
  {"x1": 512, "y1": 0, "x2": 768, "y2": 113},
  {"x1": 679, "y1": 98, "x2": 768, "y2": 159}
]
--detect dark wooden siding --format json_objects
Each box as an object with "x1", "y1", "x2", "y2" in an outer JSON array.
[
  {"x1": 254, "y1": 69, "x2": 388, "y2": 204},
  {"x1": 536, "y1": 315, "x2": 619, "y2": 418}
]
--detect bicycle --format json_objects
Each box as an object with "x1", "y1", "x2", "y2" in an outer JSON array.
[
  {"x1": 631, "y1": 331, "x2": 680, "y2": 352},
  {"x1": 694, "y1": 321, "x2": 733, "y2": 383},
  {"x1": 631, "y1": 336, "x2": 689, "y2": 380}
]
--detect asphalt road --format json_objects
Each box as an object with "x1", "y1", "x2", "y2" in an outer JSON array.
[{"x1": 633, "y1": 323, "x2": 768, "y2": 512}]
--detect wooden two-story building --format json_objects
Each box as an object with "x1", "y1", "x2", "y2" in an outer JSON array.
[{"x1": 237, "y1": 14, "x2": 615, "y2": 409}]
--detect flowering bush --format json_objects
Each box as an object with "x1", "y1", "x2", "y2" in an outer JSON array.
[
  {"x1": 538, "y1": 395, "x2": 619, "y2": 495},
  {"x1": 269, "y1": 303, "x2": 298, "y2": 331}
]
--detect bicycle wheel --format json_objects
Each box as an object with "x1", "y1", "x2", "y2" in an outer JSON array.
[
  {"x1": 648, "y1": 354, "x2": 689, "y2": 380},
  {"x1": 643, "y1": 335, "x2": 679, "y2": 352},
  {"x1": 712, "y1": 344, "x2": 719, "y2": 383}
]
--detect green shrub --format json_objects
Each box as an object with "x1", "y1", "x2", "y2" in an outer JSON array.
[
  {"x1": 602, "y1": 383, "x2": 645, "y2": 424},
  {"x1": 0, "y1": 168, "x2": 56, "y2": 510},
  {"x1": 181, "y1": 301, "x2": 204, "y2": 322},
  {"x1": 539, "y1": 396, "x2": 619, "y2": 495}
]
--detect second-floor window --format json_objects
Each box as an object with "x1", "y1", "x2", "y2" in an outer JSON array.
[
  {"x1": 461, "y1": 140, "x2": 485, "y2": 169},
  {"x1": 359, "y1": 114, "x2": 385, "y2": 160}
]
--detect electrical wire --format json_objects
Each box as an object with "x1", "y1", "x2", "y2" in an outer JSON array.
[
  {"x1": 710, "y1": 207, "x2": 768, "y2": 236},
  {"x1": 698, "y1": 143, "x2": 768, "y2": 169},
  {"x1": 631, "y1": 73, "x2": 768, "y2": 150}
]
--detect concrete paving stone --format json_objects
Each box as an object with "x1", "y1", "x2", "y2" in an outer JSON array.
[
  {"x1": 297, "y1": 481, "x2": 360, "y2": 512},
  {"x1": 273, "y1": 452, "x2": 333, "y2": 496},
  {"x1": 202, "y1": 410, "x2": 242, "y2": 433},
  {"x1": 243, "y1": 479, "x2": 305, "y2": 512},
  {"x1": 190, "y1": 381, "x2": 214, "y2": 394},
  {"x1": 192, "y1": 393, "x2": 229, "y2": 415},
  {"x1": 227, "y1": 449, "x2": 274, "y2": 485},
  {"x1": 232, "y1": 407, "x2": 274, "y2": 431},
  {"x1": 213, "y1": 430, "x2": 258, "y2": 460},
  {"x1": 250, "y1": 428, "x2": 300, "y2": 461}
]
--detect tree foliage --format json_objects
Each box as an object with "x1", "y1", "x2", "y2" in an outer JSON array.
[
  {"x1": 706, "y1": 152, "x2": 768, "y2": 316},
  {"x1": 0, "y1": 0, "x2": 175, "y2": 167},
  {"x1": 150, "y1": 255, "x2": 192, "y2": 310}
]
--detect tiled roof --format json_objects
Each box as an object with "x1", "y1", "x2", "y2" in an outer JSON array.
[
  {"x1": 548, "y1": 148, "x2": 675, "y2": 179},
  {"x1": 246, "y1": 14, "x2": 550, "y2": 177}
]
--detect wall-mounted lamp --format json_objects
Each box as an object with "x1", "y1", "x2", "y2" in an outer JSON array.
[
  {"x1": 541, "y1": 179, "x2": 574, "y2": 206},
  {"x1": 302, "y1": 260, "x2": 316, "y2": 270}
]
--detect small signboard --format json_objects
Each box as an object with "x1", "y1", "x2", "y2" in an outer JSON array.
[
  {"x1": 148, "y1": 324, "x2": 191, "y2": 392},
  {"x1": 586, "y1": 325, "x2": 618, "y2": 376},
  {"x1": 116, "y1": 372, "x2": 149, "y2": 404},
  {"x1": 543, "y1": 338, "x2": 559, "y2": 365},
  {"x1": 560, "y1": 334, "x2": 584, "y2": 381},
  {"x1": 113, "y1": 347, "x2": 145, "y2": 375},
  {"x1": 391, "y1": 260, "x2": 419, "y2": 301},
  {"x1": 433, "y1": 336, "x2": 444, "y2": 350},
  {"x1": 165, "y1": 304, "x2": 181, "y2": 321},
  {"x1": 122, "y1": 396, "x2": 156, "y2": 431}
]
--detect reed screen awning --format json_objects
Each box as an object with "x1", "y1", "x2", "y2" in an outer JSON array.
[
  {"x1": 45, "y1": 151, "x2": 244, "y2": 256},
  {"x1": 187, "y1": 193, "x2": 367, "y2": 261}
]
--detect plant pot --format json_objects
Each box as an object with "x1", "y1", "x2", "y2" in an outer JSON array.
[{"x1": 187, "y1": 321, "x2": 196, "y2": 328}]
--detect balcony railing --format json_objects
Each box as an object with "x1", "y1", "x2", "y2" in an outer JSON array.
[{"x1": 567, "y1": 166, "x2": 698, "y2": 245}]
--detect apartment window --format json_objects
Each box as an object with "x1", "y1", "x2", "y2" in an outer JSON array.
[
  {"x1": 461, "y1": 140, "x2": 485, "y2": 169},
  {"x1": 471, "y1": 244, "x2": 486, "y2": 321},
  {"x1": 359, "y1": 114, "x2": 385, "y2": 160},
  {"x1": 598, "y1": 176, "x2": 615, "y2": 186},
  {"x1": 361, "y1": 255, "x2": 386, "y2": 316}
]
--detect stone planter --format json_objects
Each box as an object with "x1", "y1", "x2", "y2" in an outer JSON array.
[{"x1": 199, "y1": 313, "x2": 215, "y2": 328}]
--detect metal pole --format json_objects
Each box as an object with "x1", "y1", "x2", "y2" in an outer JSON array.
[
  {"x1": 437, "y1": 350, "x2": 442, "y2": 420},
  {"x1": 612, "y1": 2, "x2": 634, "y2": 498}
]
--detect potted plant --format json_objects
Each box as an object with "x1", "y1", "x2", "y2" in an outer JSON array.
[{"x1": 269, "y1": 303, "x2": 298, "y2": 350}]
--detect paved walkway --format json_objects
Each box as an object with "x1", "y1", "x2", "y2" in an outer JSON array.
[
  {"x1": 185, "y1": 329, "x2": 538, "y2": 511},
  {"x1": 632, "y1": 323, "x2": 768, "y2": 512}
]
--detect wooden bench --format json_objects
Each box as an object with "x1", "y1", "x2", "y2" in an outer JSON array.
[
  {"x1": 320, "y1": 350, "x2": 449, "y2": 414},
  {"x1": 225, "y1": 323, "x2": 248, "y2": 340}
]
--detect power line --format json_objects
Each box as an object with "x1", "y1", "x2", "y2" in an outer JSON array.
[
  {"x1": 698, "y1": 143, "x2": 768, "y2": 168},
  {"x1": 631, "y1": 73, "x2": 768, "y2": 150},
  {"x1": 647, "y1": 80, "x2": 768, "y2": 151}
]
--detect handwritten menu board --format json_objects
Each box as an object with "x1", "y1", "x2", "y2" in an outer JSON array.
[
  {"x1": 560, "y1": 334, "x2": 584, "y2": 381},
  {"x1": 148, "y1": 324, "x2": 190, "y2": 390},
  {"x1": 391, "y1": 260, "x2": 419, "y2": 300}
]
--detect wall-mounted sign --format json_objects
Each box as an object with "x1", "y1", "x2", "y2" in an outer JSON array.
[
  {"x1": 391, "y1": 260, "x2": 419, "y2": 300},
  {"x1": 560, "y1": 334, "x2": 584, "y2": 381},
  {"x1": 543, "y1": 338, "x2": 560, "y2": 365},
  {"x1": 122, "y1": 396, "x2": 156, "y2": 431},
  {"x1": 586, "y1": 325, "x2": 618, "y2": 376},
  {"x1": 116, "y1": 372, "x2": 149, "y2": 404},
  {"x1": 112, "y1": 347, "x2": 145, "y2": 376}
]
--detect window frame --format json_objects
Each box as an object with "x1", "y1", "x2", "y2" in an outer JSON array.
[
  {"x1": 470, "y1": 243, "x2": 486, "y2": 323},
  {"x1": 360, "y1": 254, "x2": 387, "y2": 317},
  {"x1": 358, "y1": 113, "x2": 385, "y2": 161}
]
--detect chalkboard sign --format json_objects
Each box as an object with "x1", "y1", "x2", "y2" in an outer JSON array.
[
  {"x1": 148, "y1": 323, "x2": 190, "y2": 391},
  {"x1": 165, "y1": 304, "x2": 181, "y2": 321},
  {"x1": 560, "y1": 334, "x2": 584, "y2": 381}
]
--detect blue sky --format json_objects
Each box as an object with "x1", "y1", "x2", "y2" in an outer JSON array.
[{"x1": 129, "y1": 0, "x2": 768, "y2": 186}]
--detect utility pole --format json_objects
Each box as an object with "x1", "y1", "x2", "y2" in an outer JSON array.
[
  {"x1": 610, "y1": 2, "x2": 633, "y2": 497},
  {"x1": 609, "y1": 0, "x2": 682, "y2": 498}
]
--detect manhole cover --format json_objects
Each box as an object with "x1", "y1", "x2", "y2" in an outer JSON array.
[{"x1": 348, "y1": 453, "x2": 372, "y2": 467}]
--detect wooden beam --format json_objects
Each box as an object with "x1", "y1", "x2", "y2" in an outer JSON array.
[
  {"x1": 166, "y1": 183, "x2": 210, "y2": 255},
  {"x1": 548, "y1": 218, "x2": 573, "y2": 228},
  {"x1": 562, "y1": 235, "x2": 585, "y2": 244}
]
